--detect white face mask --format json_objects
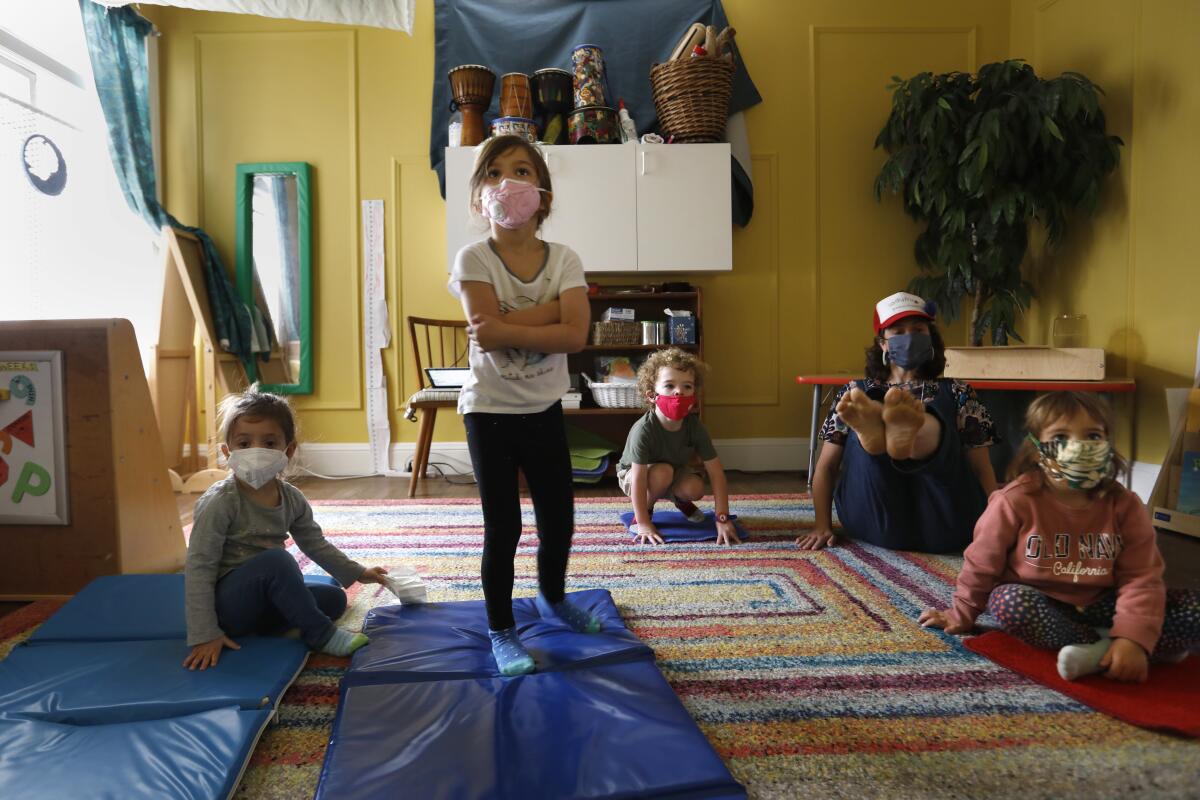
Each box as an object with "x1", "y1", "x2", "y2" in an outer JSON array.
[{"x1": 226, "y1": 447, "x2": 289, "y2": 489}]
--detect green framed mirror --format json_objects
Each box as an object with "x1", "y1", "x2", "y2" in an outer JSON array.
[{"x1": 235, "y1": 161, "x2": 312, "y2": 394}]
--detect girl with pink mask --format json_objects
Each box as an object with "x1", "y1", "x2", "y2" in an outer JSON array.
[
  {"x1": 616, "y1": 348, "x2": 741, "y2": 546},
  {"x1": 448, "y1": 135, "x2": 597, "y2": 677}
]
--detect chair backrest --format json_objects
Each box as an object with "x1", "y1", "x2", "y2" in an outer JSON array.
[{"x1": 407, "y1": 316, "x2": 469, "y2": 390}]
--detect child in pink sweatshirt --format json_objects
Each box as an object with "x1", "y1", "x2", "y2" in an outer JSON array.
[{"x1": 921, "y1": 391, "x2": 1200, "y2": 682}]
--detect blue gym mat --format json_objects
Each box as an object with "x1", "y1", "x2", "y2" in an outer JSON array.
[
  {"x1": 316, "y1": 589, "x2": 746, "y2": 800},
  {"x1": 621, "y1": 510, "x2": 750, "y2": 542},
  {"x1": 0, "y1": 573, "x2": 319, "y2": 799},
  {"x1": 349, "y1": 588, "x2": 652, "y2": 684}
]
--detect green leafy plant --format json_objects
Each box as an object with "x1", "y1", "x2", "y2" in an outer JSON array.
[{"x1": 874, "y1": 59, "x2": 1122, "y2": 345}]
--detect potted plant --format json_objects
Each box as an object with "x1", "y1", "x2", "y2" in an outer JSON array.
[{"x1": 874, "y1": 59, "x2": 1123, "y2": 345}]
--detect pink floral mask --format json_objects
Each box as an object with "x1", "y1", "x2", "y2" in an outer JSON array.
[{"x1": 481, "y1": 179, "x2": 545, "y2": 229}]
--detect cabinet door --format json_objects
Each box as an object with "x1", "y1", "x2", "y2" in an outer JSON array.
[
  {"x1": 445, "y1": 147, "x2": 489, "y2": 272},
  {"x1": 635, "y1": 144, "x2": 732, "y2": 271},
  {"x1": 539, "y1": 144, "x2": 637, "y2": 273}
]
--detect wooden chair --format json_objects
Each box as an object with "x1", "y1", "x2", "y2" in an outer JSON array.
[{"x1": 405, "y1": 316, "x2": 469, "y2": 497}]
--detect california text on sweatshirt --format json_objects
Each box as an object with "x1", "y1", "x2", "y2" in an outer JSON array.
[{"x1": 947, "y1": 471, "x2": 1166, "y2": 653}]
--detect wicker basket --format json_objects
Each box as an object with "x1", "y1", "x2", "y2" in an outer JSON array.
[
  {"x1": 591, "y1": 320, "x2": 641, "y2": 346},
  {"x1": 584, "y1": 376, "x2": 647, "y2": 409},
  {"x1": 649, "y1": 57, "x2": 735, "y2": 143}
]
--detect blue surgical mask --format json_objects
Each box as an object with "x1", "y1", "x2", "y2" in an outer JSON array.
[{"x1": 885, "y1": 332, "x2": 934, "y2": 369}]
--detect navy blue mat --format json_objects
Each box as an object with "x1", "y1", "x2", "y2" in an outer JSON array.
[
  {"x1": 317, "y1": 589, "x2": 745, "y2": 799},
  {"x1": 621, "y1": 510, "x2": 750, "y2": 542},
  {"x1": 351, "y1": 588, "x2": 651, "y2": 684}
]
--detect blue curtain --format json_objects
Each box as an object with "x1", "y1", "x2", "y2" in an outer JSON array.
[{"x1": 78, "y1": 1, "x2": 253, "y2": 359}]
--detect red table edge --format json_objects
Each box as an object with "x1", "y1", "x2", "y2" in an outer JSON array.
[{"x1": 796, "y1": 375, "x2": 1136, "y2": 392}]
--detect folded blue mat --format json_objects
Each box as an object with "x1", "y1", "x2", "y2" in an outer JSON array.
[
  {"x1": 0, "y1": 572, "x2": 322, "y2": 800},
  {"x1": 621, "y1": 510, "x2": 750, "y2": 542},
  {"x1": 318, "y1": 660, "x2": 745, "y2": 800},
  {"x1": 0, "y1": 636, "x2": 307, "y2": 724},
  {"x1": 0, "y1": 706, "x2": 271, "y2": 800},
  {"x1": 316, "y1": 588, "x2": 745, "y2": 799},
  {"x1": 29, "y1": 572, "x2": 339, "y2": 644},
  {"x1": 350, "y1": 588, "x2": 651, "y2": 684}
]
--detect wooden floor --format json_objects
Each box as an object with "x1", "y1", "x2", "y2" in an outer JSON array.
[{"x1": 3, "y1": 471, "x2": 1196, "y2": 622}]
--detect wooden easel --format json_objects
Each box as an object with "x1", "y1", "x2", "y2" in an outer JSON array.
[
  {"x1": 149, "y1": 227, "x2": 248, "y2": 493},
  {"x1": 150, "y1": 227, "x2": 296, "y2": 492}
]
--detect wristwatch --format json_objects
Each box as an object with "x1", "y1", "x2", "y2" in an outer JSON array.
[{"x1": 716, "y1": 512, "x2": 736, "y2": 523}]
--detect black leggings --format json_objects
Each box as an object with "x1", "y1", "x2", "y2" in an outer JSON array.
[{"x1": 464, "y1": 402, "x2": 575, "y2": 630}]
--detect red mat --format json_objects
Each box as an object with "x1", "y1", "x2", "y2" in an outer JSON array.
[{"x1": 965, "y1": 631, "x2": 1200, "y2": 737}]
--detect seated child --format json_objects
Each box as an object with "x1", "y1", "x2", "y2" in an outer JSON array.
[
  {"x1": 921, "y1": 392, "x2": 1200, "y2": 682},
  {"x1": 183, "y1": 385, "x2": 389, "y2": 670},
  {"x1": 616, "y1": 348, "x2": 740, "y2": 546}
]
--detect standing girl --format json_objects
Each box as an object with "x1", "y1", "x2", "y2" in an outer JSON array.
[
  {"x1": 921, "y1": 392, "x2": 1200, "y2": 681},
  {"x1": 449, "y1": 135, "x2": 598, "y2": 677},
  {"x1": 184, "y1": 386, "x2": 388, "y2": 670}
]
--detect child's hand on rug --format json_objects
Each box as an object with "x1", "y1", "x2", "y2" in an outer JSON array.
[
  {"x1": 1100, "y1": 637, "x2": 1149, "y2": 683},
  {"x1": 795, "y1": 527, "x2": 836, "y2": 550},
  {"x1": 716, "y1": 520, "x2": 741, "y2": 546},
  {"x1": 633, "y1": 523, "x2": 664, "y2": 545},
  {"x1": 918, "y1": 608, "x2": 972, "y2": 635},
  {"x1": 359, "y1": 566, "x2": 390, "y2": 585},
  {"x1": 183, "y1": 635, "x2": 240, "y2": 671}
]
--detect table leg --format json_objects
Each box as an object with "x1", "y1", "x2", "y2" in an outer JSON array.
[{"x1": 807, "y1": 384, "x2": 821, "y2": 490}]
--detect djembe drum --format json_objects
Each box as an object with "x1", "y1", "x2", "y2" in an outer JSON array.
[
  {"x1": 499, "y1": 73, "x2": 533, "y2": 119},
  {"x1": 447, "y1": 64, "x2": 496, "y2": 147},
  {"x1": 531, "y1": 68, "x2": 573, "y2": 145}
]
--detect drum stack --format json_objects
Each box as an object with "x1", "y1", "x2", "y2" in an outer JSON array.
[
  {"x1": 568, "y1": 44, "x2": 619, "y2": 145},
  {"x1": 447, "y1": 41, "x2": 628, "y2": 148},
  {"x1": 493, "y1": 72, "x2": 538, "y2": 143}
]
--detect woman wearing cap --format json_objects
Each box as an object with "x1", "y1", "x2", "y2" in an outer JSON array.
[{"x1": 797, "y1": 292, "x2": 999, "y2": 553}]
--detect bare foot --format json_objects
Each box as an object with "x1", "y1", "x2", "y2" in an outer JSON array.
[
  {"x1": 882, "y1": 387, "x2": 926, "y2": 460},
  {"x1": 837, "y1": 388, "x2": 886, "y2": 455}
]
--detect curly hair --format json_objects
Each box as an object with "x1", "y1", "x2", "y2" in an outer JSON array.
[
  {"x1": 864, "y1": 321, "x2": 947, "y2": 381},
  {"x1": 636, "y1": 347, "x2": 707, "y2": 399},
  {"x1": 1007, "y1": 391, "x2": 1128, "y2": 494},
  {"x1": 217, "y1": 383, "x2": 298, "y2": 444}
]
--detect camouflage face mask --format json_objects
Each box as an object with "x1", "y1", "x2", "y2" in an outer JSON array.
[{"x1": 1028, "y1": 434, "x2": 1113, "y2": 490}]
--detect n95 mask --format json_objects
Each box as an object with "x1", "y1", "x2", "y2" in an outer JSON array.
[{"x1": 227, "y1": 448, "x2": 289, "y2": 489}]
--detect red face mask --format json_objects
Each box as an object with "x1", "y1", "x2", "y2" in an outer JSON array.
[{"x1": 655, "y1": 394, "x2": 696, "y2": 420}]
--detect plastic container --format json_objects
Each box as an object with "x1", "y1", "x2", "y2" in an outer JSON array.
[{"x1": 617, "y1": 99, "x2": 637, "y2": 143}]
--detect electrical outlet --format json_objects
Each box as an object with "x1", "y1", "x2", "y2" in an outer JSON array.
[{"x1": 404, "y1": 459, "x2": 415, "y2": 474}]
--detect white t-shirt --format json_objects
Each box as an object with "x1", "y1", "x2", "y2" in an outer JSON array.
[{"x1": 448, "y1": 238, "x2": 588, "y2": 414}]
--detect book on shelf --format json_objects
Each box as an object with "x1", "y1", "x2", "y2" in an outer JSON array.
[{"x1": 561, "y1": 389, "x2": 582, "y2": 409}]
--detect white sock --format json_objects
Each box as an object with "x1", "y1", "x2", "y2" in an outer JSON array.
[{"x1": 1057, "y1": 637, "x2": 1111, "y2": 681}]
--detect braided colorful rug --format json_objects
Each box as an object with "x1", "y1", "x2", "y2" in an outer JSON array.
[{"x1": 3, "y1": 494, "x2": 1196, "y2": 799}]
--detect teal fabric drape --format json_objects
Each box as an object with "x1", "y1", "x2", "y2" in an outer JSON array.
[{"x1": 78, "y1": 1, "x2": 253, "y2": 359}]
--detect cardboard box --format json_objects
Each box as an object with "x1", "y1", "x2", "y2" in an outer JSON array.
[
  {"x1": 601, "y1": 307, "x2": 635, "y2": 322},
  {"x1": 943, "y1": 346, "x2": 1105, "y2": 381}
]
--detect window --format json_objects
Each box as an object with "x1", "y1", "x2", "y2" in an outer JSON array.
[{"x1": 0, "y1": 1, "x2": 161, "y2": 370}]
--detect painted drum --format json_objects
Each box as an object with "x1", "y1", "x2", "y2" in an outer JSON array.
[
  {"x1": 568, "y1": 105, "x2": 620, "y2": 145},
  {"x1": 571, "y1": 44, "x2": 608, "y2": 108},
  {"x1": 491, "y1": 116, "x2": 539, "y2": 143}
]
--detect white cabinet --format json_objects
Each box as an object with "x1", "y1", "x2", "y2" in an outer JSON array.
[{"x1": 445, "y1": 143, "x2": 731, "y2": 273}]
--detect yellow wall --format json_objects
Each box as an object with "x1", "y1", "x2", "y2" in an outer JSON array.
[
  {"x1": 148, "y1": 1, "x2": 1015, "y2": 448},
  {"x1": 1011, "y1": 0, "x2": 1200, "y2": 462}
]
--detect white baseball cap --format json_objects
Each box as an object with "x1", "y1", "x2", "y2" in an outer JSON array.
[{"x1": 873, "y1": 292, "x2": 935, "y2": 333}]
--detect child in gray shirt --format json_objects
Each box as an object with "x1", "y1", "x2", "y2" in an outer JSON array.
[{"x1": 183, "y1": 387, "x2": 388, "y2": 670}]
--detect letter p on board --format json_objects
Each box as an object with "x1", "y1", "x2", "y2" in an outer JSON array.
[{"x1": 12, "y1": 461, "x2": 50, "y2": 503}]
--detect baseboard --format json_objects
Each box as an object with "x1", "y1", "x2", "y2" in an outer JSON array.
[{"x1": 291, "y1": 438, "x2": 808, "y2": 477}]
